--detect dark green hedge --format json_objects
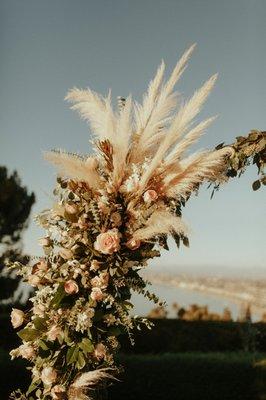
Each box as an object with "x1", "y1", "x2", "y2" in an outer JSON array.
[
  {"x1": 109, "y1": 353, "x2": 266, "y2": 400},
  {"x1": 1, "y1": 350, "x2": 266, "y2": 400},
  {"x1": 119, "y1": 319, "x2": 266, "y2": 353}
]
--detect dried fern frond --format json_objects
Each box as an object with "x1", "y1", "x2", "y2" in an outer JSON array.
[
  {"x1": 44, "y1": 150, "x2": 102, "y2": 189},
  {"x1": 132, "y1": 210, "x2": 188, "y2": 241},
  {"x1": 68, "y1": 368, "x2": 117, "y2": 400}
]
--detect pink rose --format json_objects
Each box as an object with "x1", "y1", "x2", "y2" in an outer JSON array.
[
  {"x1": 94, "y1": 343, "x2": 106, "y2": 360},
  {"x1": 64, "y1": 280, "x2": 79, "y2": 294},
  {"x1": 41, "y1": 366, "x2": 57, "y2": 386},
  {"x1": 19, "y1": 343, "x2": 35, "y2": 360},
  {"x1": 90, "y1": 260, "x2": 100, "y2": 271},
  {"x1": 143, "y1": 189, "x2": 158, "y2": 203},
  {"x1": 91, "y1": 287, "x2": 104, "y2": 302},
  {"x1": 94, "y1": 229, "x2": 120, "y2": 254},
  {"x1": 59, "y1": 248, "x2": 73, "y2": 260},
  {"x1": 47, "y1": 325, "x2": 62, "y2": 341},
  {"x1": 11, "y1": 308, "x2": 25, "y2": 328},
  {"x1": 65, "y1": 203, "x2": 78, "y2": 215},
  {"x1": 126, "y1": 238, "x2": 141, "y2": 250}
]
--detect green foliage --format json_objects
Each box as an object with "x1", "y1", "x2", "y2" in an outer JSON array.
[{"x1": 0, "y1": 166, "x2": 35, "y2": 305}]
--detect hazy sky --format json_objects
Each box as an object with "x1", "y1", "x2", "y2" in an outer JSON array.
[{"x1": 0, "y1": 0, "x2": 265, "y2": 276}]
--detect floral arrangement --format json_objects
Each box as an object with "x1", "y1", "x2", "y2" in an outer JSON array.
[{"x1": 9, "y1": 44, "x2": 233, "y2": 400}]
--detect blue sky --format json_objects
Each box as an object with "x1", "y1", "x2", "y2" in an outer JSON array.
[{"x1": 0, "y1": 0, "x2": 265, "y2": 276}]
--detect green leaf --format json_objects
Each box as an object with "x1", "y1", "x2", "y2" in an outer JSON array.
[
  {"x1": 17, "y1": 328, "x2": 40, "y2": 342},
  {"x1": 76, "y1": 351, "x2": 86, "y2": 370},
  {"x1": 66, "y1": 345, "x2": 79, "y2": 365},
  {"x1": 50, "y1": 283, "x2": 66, "y2": 308},
  {"x1": 26, "y1": 380, "x2": 40, "y2": 396},
  {"x1": 38, "y1": 340, "x2": 49, "y2": 351},
  {"x1": 33, "y1": 317, "x2": 47, "y2": 331},
  {"x1": 252, "y1": 180, "x2": 261, "y2": 191},
  {"x1": 107, "y1": 326, "x2": 123, "y2": 337},
  {"x1": 79, "y1": 338, "x2": 94, "y2": 354}
]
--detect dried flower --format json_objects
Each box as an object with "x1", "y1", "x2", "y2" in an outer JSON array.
[
  {"x1": 90, "y1": 260, "x2": 100, "y2": 271},
  {"x1": 65, "y1": 203, "x2": 79, "y2": 215},
  {"x1": 11, "y1": 309, "x2": 25, "y2": 328},
  {"x1": 28, "y1": 274, "x2": 42, "y2": 287},
  {"x1": 38, "y1": 237, "x2": 51, "y2": 247},
  {"x1": 91, "y1": 287, "x2": 104, "y2": 302},
  {"x1": 126, "y1": 238, "x2": 141, "y2": 250},
  {"x1": 94, "y1": 229, "x2": 120, "y2": 254},
  {"x1": 59, "y1": 248, "x2": 73, "y2": 260},
  {"x1": 19, "y1": 343, "x2": 36, "y2": 360},
  {"x1": 51, "y1": 385, "x2": 66, "y2": 399}
]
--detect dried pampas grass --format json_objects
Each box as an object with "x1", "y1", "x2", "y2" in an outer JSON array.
[
  {"x1": 132, "y1": 210, "x2": 188, "y2": 241},
  {"x1": 67, "y1": 368, "x2": 117, "y2": 400}
]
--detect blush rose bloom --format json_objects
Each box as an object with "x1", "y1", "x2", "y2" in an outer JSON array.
[
  {"x1": 19, "y1": 343, "x2": 35, "y2": 360},
  {"x1": 41, "y1": 367, "x2": 57, "y2": 386},
  {"x1": 143, "y1": 189, "x2": 158, "y2": 203},
  {"x1": 11, "y1": 308, "x2": 25, "y2": 328},
  {"x1": 94, "y1": 228, "x2": 120, "y2": 255},
  {"x1": 91, "y1": 287, "x2": 104, "y2": 302},
  {"x1": 47, "y1": 325, "x2": 62, "y2": 341},
  {"x1": 64, "y1": 280, "x2": 79, "y2": 295},
  {"x1": 94, "y1": 343, "x2": 106, "y2": 360}
]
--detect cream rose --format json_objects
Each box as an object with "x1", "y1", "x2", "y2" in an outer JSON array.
[
  {"x1": 94, "y1": 229, "x2": 120, "y2": 254},
  {"x1": 94, "y1": 343, "x2": 106, "y2": 360},
  {"x1": 47, "y1": 325, "x2": 62, "y2": 341},
  {"x1": 19, "y1": 343, "x2": 35, "y2": 360},
  {"x1": 126, "y1": 238, "x2": 141, "y2": 250},
  {"x1": 91, "y1": 287, "x2": 104, "y2": 302},
  {"x1": 143, "y1": 189, "x2": 158, "y2": 203},
  {"x1": 41, "y1": 366, "x2": 57, "y2": 386},
  {"x1": 91, "y1": 272, "x2": 109, "y2": 289},
  {"x1": 11, "y1": 308, "x2": 25, "y2": 328},
  {"x1": 64, "y1": 280, "x2": 79, "y2": 295}
]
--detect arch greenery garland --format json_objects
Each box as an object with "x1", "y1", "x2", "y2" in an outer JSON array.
[{"x1": 8, "y1": 45, "x2": 265, "y2": 400}]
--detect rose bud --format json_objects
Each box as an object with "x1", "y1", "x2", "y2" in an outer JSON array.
[
  {"x1": 93, "y1": 343, "x2": 106, "y2": 360},
  {"x1": 65, "y1": 203, "x2": 78, "y2": 215},
  {"x1": 143, "y1": 189, "x2": 158, "y2": 203},
  {"x1": 64, "y1": 280, "x2": 79, "y2": 295},
  {"x1": 110, "y1": 212, "x2": 122, "y2": 227},
  {"x1": 59, "y1": 248, "x2": 73, "y2": 260},
  {"x1": 91, "y1": 287, "x2": 104, "y2": 302},
  {"x1": 94, "y1": 229, "x2": 120, "y2": 255},
  {"x1": 11, "y1": 308, "x2": 25, "y2": 328},
  {"x1": 41, "y1": 366, "x2": 57, "y2": 386},
  {"x1": 38, "y1": 237, "x2": 52, "y2": 247},
  {"x1": 126, "y1": 238, "x2": 141, "y2": 250}
]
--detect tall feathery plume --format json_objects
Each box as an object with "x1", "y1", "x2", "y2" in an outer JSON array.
[{"x1": 9, "y1": 46, "x2": 233, "y2": 400}]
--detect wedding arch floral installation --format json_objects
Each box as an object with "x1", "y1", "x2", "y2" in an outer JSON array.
[{"x1": 8, "y1": 44, "x2": 265, "y2": 400}]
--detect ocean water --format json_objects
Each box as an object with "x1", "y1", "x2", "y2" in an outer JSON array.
[{"x1": 132, "y1": 283, "x2": 261, "y2": 321}]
